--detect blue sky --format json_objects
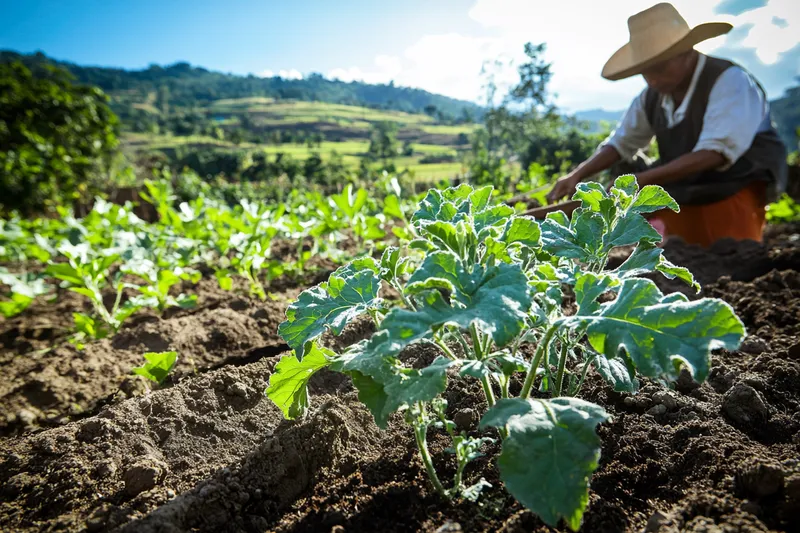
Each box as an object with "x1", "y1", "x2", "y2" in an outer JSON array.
[{"x1": 1, "y1": 0, "x2": 798, "y2": 111}]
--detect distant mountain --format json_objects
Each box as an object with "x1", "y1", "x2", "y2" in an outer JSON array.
[
  {"x1": 573, "y1": 108, "x2": 625, "y2": 124},
  {"x1": 570, "y1": 108, "x2": 624, "y2": 134},
  {"x1": 771, "y1": 83, "x2": 800, "y2": 152},
  {"x1": 0, "y1": 50, "x2": 483, "y2": 121}
]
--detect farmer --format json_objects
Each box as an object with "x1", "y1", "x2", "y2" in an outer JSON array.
[{"x1": 547, "y1": 2, "x2": 788, "y2": 247}]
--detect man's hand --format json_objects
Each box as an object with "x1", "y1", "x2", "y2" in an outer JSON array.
[{"x1": 546, "y1": 173, "x2": 581, "y2": 203}]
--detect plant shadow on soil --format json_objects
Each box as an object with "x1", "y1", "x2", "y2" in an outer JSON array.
[{"x1": 1, "y1": 225, "x2": 800, "y2": 532}]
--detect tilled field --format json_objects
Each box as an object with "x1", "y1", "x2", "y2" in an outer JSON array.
[{"x1": 1, "y1": 226, "x2": 799, "y2": 533}]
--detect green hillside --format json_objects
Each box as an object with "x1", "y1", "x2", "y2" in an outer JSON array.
[{"x1": 0, "y1": 50, "x2": 482, "y2": 120}]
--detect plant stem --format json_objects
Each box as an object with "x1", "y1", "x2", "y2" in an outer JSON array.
[
  {"x1": 481, "y1": 331, "x2": 493, "y2": 358},
  {"x1": 500, "y1": 376, "x2": 510, "y2": 399},
  {"x1": 554, "y1": 339, "x2": 569, "y2": 397},
  {"x1": 413, "y1": 413, "x2": 447, "y2": 498},
  {"x1": 452, "y1": 330, "x2": 473, "y2": 359},
  {"x1": 520, "y1": 325, "x2": 557, "y2": 399},
  {"x1": 392, "y1": 280, "x2": 416, "y2": 311},
  {"x1": 570, "y1": 353, "x2": 596, "y2": 397},
  {"x1": 470, "y1": 324, "x2": 483, "y2": 359},
  {"x1": 367, "y1": 309, "x2": 381, "y2": 329},
  {"x1": 481, "y1": 376, "x2": 496, "y2": 408},
  {"x1": 434, "y1": 337, "x2": 457, "y2": 361}
]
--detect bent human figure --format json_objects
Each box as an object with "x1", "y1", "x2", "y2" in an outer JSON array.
[{"x1": 547, "y1": 2, "x2": 788, "y2": 247}]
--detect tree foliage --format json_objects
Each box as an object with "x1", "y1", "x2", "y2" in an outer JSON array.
[{"x1": 0, "y1": 61, "x2": 119, "y2": 215}]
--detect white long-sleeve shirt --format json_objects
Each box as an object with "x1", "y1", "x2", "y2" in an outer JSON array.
[{"x1": 602, "y1": 54, "x2": 772, "y2": 171}]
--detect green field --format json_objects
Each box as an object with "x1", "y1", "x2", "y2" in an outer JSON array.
[
  {"x1": 123, "y1": 98, "x2": 474, "y2": 181},
  {"x1": 123, "y1": 131, "x2": 466, "y2": 181}
]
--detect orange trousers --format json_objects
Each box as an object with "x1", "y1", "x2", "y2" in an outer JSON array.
[{"x1": 651, "y1": 182, "x2": 766, "y2": 248}]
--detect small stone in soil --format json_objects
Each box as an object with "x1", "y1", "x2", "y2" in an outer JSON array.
[
  {"x1": 435, "y1": 521, "x2": 463, "y2": 533},
  {"x1": 16, "y1": 409, "x2": 37, "y2": 426},
  {"x1": 644, "y1": 510, "x2": 673, "y2": 532},
  {"x1": 225, "y1": 382, "x2": 249, "y2": 397},
  {"x1": 652, "y1": 391, "x2": 678, "y2": 410},
  {"x1": 785, "y1": 473, "x2": 800, "y2": 503},
  {"x1": 721, "y1": 383, "x2": 769, "y2": 426},
  {"x1": 735, "y1": 459, "x2": 785, "y2": 498},
  {"x1": 740, "y1": 335, "x2": 771, "y2": 355},
  {"x1": 740, "y1": 499, "x2": 761, "y2": 515},
  {"x1": 453, "y1": 408, "x2": 478, "y2": 429},
  {"x1": 123, "y1": 457, "x2": 167, "y2": 497},
  {"x1": 647, "y1": 404, "x2": 667, "y2": 416}
]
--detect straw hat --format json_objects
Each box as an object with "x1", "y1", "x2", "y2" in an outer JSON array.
[{"x1": 602, "y1": 3, "x2": 732, "y2": 81}]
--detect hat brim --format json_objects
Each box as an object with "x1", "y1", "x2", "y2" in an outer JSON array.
[{"x1": 601, "y1": 22, "x2": 732, "y2": 81}]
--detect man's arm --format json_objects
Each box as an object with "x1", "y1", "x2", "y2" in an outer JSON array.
[
  {"x1": 546, "y1": 146, "x2": 621, "y2": 202},
  {"x1": 636, "y1": 149, "x2": 726, "y2": 187}
]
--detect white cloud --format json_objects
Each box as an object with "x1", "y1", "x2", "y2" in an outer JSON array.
[
  {"x1": 718, "y1": 0, "x2": 799, "y2": 64},
  {"x1": 323, "y1": 0, "x2": 800, "y2": 110},
  {"x1": 257, "y1": 68, "x2": 303, "y2": 80}
]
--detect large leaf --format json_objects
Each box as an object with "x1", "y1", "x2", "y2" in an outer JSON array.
[
  {"x1": 502, "y1": 216, "x2": 541, "y2": 248},
  {"x1": 563, "y1": 179, "x2": 679, "y2": 255},
  {"x1": 382, "y1": 356, "x2": 453, "y2": 419},
  {"x1": 480, "y1": 397, "x2": 609, "y2": 531},
  {"x1": 562, "y1": 276, "x2": 745, "y2": 382},
  {"x1": 406, "y1": 251, "x2": 482, "y2": 296},
  {"x1": 628, "y1": 185, "x2": 679, "y2": 214},
  {"x1": 333, "y1": 337, "x2": 452, "y2": 428},
  {"x1": 592, "y1": 351, "x2": 639, "y2": 393},
  {"x1": 278, "y1": 260, "x2": 381, "y2": 360},
  {"x1": 266, "y1": 343, "x2": 333, "y2": 420},
  {"x1": 613, "y1": 244, "x2": 699, "y2": 291},
  {"x1": 540, "y1": 213, "x2": 590, "y2": 261},
  {"x1": 404, "y1": 258, "x2": 532, "y2": 347},
  {"x1": 45, "y1": 263, "x2": 84, "y2": 286}
]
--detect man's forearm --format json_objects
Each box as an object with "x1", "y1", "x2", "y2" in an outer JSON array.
[
  {"x1": 571, "y1": 145, "x2": 621, "y2": 181},
  {"x1": 637, "y1": 150, "x2": 725, "y2": 187}
]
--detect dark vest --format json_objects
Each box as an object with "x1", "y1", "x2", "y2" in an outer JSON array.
[{"x1": 644, "y1": 55, "x2": 788, "y2": 206}]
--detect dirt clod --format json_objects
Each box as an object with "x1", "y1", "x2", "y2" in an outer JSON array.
[
  {"x1": 735, "y1": 459, "x2": 785, "y2": 498},
  {"x1": 453, "y1": 408, "x2": 478, "y2": 429},
  {"x1": 740, "y1": 335, "x2": 771, "y2": 355},
  {"x1": 123, "y1": 456, "x2": 168, "y2": 496},
  {"x1": 722, "y1": 382, "x2": 770, "y2": 426}
]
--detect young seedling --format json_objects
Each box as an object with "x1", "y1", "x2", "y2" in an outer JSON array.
[
  {"x1": 132, "y1": 351, "x2": 179, "y2": 388},
  {"x1": 267, "y1": 178, "x2": 745, "y2": 530},
  {"x1": 123, "y1": 259, "x2": 200, "y2": 313},
  {"x1": 0, "y1": 270, "x2": 51, "y2": 318},
  {"x1": 45, "y1": 242, "x2": 143, "y2": 346}
]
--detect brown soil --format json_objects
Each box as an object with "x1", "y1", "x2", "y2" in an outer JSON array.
[
  {"x1": 1, "y1": 225, "x2": 799, "y2": 532},
  {"x1": 0, "y1": 273, "x2": 294, "y2": 436}
]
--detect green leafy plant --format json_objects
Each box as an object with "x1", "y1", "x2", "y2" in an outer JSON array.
[
  {"x1": 766, "y1": 194, "x2": 800, "y2": 223},
  {"x1": 0, "y1": 269, "x2": 50, "y2": 318},
  {"x1": 123, "y1": 259, "x2": 200, "y2": 312},
  {"x1": 45, "y1": 243, "x2": 142, "y2": 344},
  {"x1": 267, "y1": 177, "x2": 745, "y2": 530},
  {"x1": 132, "y1": 351, "x2": 179, "y2": 385}
]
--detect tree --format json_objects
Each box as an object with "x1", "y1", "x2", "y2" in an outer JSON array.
[
  {"x1": 367, "y1": 121, "x2": 399, "y2": 168},
  {"x1": 0, "y1": 61, "x2": 119, "y2": 215},
  {"x1": 468, "y1": 42, "x2": 600, "y2": 189}
]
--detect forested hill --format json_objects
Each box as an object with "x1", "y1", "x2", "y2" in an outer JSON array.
[
  {"x1": 0, "y1": 50, "x2": 482, "y2": 120},
  {"x1": 772, "y1": 82, "x2": 800, "y2": 152}
]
